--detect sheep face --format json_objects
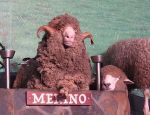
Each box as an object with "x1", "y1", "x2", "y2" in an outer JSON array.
[
  {"x1": 102, "y1": 74, "x2": 134, "y2": 91},
  {"x1": 102, "y1": 74, "x2": 119, "y2": 90},
  {"x1": 62, "y1": 25, "x2": 76, "y2": 47},
  {"x1": 37, "y1": 14, "x2": 94, "y2": 49},
  {"x1": 37, "y1": 25, "x2": 76, "y2": 48},
  {"x1": 101, "y1": 65, "x2": 134, "y2": 91}
]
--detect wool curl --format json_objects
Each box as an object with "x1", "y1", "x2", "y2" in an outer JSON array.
[
  {"x1": 103, "y1": 38, "x2": 150, "y2": 89},
  {"x1": 13, "y1": 14, "x2": 93, "y2": 94}
]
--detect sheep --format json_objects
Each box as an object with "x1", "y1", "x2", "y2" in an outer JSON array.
[
  {"x1": 143, "y1": 89, "x2": 150, "y2": 115},
  {"x1": 103, "y1": 38, "x2": 150, "y2": 89},
  {"x1": 13, "y1": 14, "x2": 94, "y2": 96},
  {"x1": 95, "y1": 91, "x2": 131, "y2": 115},
  {"x1": 98, "y1": 65, "x2": 133, "y2": 115},
  {"x1": 101, "y1": 65, "x2": 134, "y2": 92}
]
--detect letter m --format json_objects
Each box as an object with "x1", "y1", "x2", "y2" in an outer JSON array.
[{"x1": 32, "y1": 93, "x2": 45, "y2": 104}]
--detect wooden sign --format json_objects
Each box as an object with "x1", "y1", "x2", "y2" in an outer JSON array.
[{"x1": 27, "y1": 91, "x2": 92, "y2": 106}]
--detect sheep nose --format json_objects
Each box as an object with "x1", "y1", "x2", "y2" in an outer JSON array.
[
  {"x1": 103, "y1": 83, "x2": 110, "y2": 87},
  {"x1": 102, "y1": 83, "x2": 111, "y2": 89}
]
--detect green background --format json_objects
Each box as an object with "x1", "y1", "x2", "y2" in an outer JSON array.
[{"x1": 0, "y1": 0, "x2": 150, "y2": 72}]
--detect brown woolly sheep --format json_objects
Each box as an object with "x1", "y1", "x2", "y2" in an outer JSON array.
[
  {"x1": 100, "y1": 65, "x2": 133, "y2": 115},
  {"x1": 103, "y1": 38, "x2": 150, "y2": 89},
  {"x1": 13, "y1": 14, "x2": 94, "y2": 96}
]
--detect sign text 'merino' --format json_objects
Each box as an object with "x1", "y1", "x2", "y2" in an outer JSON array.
[{"x1": 27, "y1": 91, "x2": 92, "y2": 105}]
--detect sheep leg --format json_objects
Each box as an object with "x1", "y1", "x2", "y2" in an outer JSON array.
[
  {"x1": 73, "y1": 73, "x2": 90, "y2": 90},
  {"x1": 57, "y1": 78, "x2": 78, "y2": 99}
]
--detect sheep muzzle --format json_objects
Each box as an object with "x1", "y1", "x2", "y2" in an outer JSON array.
[
  {"x1": 102, "y1": 74, "x2": 119, "y2": 91},
  {"x1": 62, "y1": 25, "x2": 75, "y2": 47}
]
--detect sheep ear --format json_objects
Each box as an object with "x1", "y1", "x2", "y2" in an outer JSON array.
[
  {"x1": 37, "y1": 25, "x2": 56, "y2": 38},
  {"x1": 124, "y1": 78, "x2": 134, "y2": 84},
  {"x1": 81, "y1": 32, "x2": 94, "y2": 45}
]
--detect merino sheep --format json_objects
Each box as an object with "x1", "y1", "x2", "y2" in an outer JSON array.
[
  {"x1": 143, "y1": 89, "x2": 150, "y2": 115},
  {"x1": 103, "y1": 38, "x2": 150, "y2": 89},
  {"x1": 99, "y1": 65, "x2": 133, "y2": 115},
  {"x1": 13, "y1": 14, "x2": 94, "y2": 96},
  {"x1": 101, "y1": 65, "x2": 134, "y2": 92}
]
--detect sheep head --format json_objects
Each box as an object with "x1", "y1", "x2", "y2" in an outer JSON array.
[
  {"x1": 101, "y1": 65, "x2": 134, "y2": 91},
  {"x1": 37, "y1": 14, "x2": 94, "y2": 47}
]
